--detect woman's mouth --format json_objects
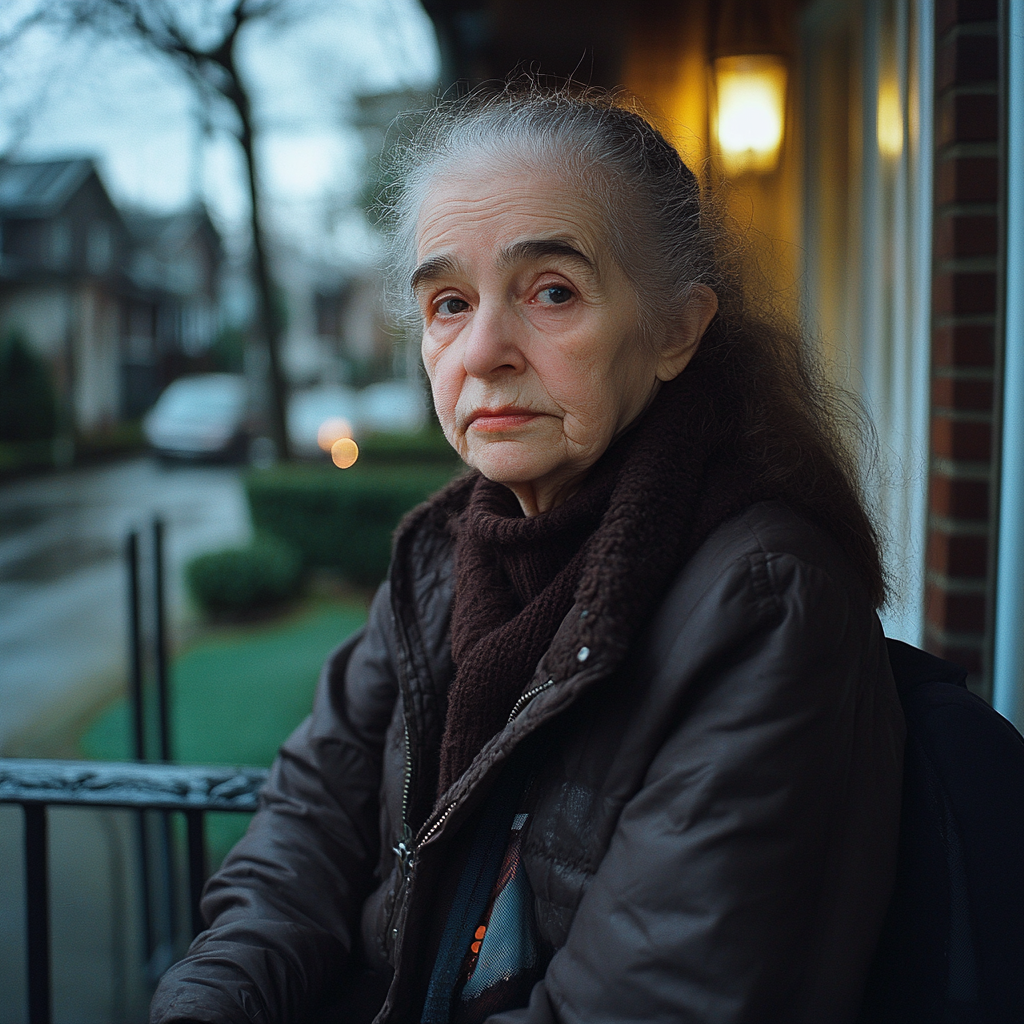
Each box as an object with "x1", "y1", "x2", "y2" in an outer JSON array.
[{"x1": 467, "y1": 407, "x2": 540, "y2": 432}]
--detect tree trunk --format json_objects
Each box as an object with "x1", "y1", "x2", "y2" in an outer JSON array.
[{"x1": 227, "y1": 67, "x2": 291, "y2": 461}]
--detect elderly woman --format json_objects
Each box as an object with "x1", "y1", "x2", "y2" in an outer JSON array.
[{"x1": 152, "y1": 88, "x2": 904, "y2": 1024}]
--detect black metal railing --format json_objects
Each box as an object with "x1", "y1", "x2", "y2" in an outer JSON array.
[{"x1": 0, "y1": 758, "x2": 268, "y2": 1024}]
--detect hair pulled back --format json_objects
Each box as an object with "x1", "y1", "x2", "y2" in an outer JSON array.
[{"x1": 381, "y1": 84, "x2": 886, "y2": 608}]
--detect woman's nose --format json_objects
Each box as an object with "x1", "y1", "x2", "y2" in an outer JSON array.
[{"x1": 461, "y1": 302, "x2": 526, "y2": 378}]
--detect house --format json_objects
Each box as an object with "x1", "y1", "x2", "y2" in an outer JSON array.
[
  {"x1": 122, "y1": 207, "x2": 222, "y2": 416},
  {"x1": 0, "y1": 158, "x2": 223, "y2": 429},
  {"x1": 0, "y1": 158, "x2": 130, "y2": 432},
  {"x1": 419, "y1": 0, "x2": 1020, "y2": 720},
  {"x1": 312, "y1": 273, "x2": 400, "y2": 386}
]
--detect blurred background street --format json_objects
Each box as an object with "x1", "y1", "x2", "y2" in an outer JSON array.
[{"x1": 0, "y1": 458, "x2": 249, "y2": 756}]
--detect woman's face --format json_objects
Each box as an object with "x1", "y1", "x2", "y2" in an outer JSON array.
[{"x1": 414, "y1": 157, "x2": 711, "y2": 515}]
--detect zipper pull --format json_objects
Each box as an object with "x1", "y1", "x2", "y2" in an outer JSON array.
[{"x1": 393, "y1": 828, "x2": 414, "y2": 881}]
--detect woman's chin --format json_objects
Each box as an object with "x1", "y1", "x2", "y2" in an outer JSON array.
[
  {"x1": 464, "y1": 440, "x2": 555, "y2": 485},
  {"x1": 473, "y1": 461, "x2": 547, "y2": 489}
]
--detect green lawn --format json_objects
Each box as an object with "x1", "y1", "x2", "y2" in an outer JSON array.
[{"x1": 78, "y1": 598, "x2": 368, "y2": 862}]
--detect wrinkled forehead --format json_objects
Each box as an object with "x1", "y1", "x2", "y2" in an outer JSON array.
[{"x1": 412, "y1": 151, "x2": 612, "y2": 265}]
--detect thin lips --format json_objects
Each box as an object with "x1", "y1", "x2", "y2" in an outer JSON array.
[{"x1": 467, "y1": 406, "x2": 537, "y2": 426}]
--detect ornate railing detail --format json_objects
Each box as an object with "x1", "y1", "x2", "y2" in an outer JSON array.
[
  {"x1": 0, "y1": 758, "x2": 268, "y2": 1024},
  {"x1": 0, "y1": 759, "x2": 268, "y2": 811}
]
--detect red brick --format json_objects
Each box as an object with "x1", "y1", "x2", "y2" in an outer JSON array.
[
  {"x1": 927, "y1": 530, "x2": 988, "y2": 577},
  {"x1": 931, "y1": 416, "x2": 992, "y2": 460},
  {"x1": 936, "y1": 33, "x2": 999, "y2": 90},
  {"x1": 930, "y1": 475, "x2": 990, "y2": 519},
  {"x1": 933, "y1": 214, "x2": 998, "y2": 258},
  {"x1": 935, "y1": 156, "x2": 998, "y2": 203},
  {"x1": 939, "y1": 92, "x2": 999, "y2": 146},
  {"x1": 931, "y1": 376, "x2": 994, "y2": 411},
  {"x1": 932, "y1": 324, "x2": 995, "y2": 367},
  {"x1": 926, "y1": 584, "x2": 987, "y2": 633},
  {"x1": 932, "y1": 271, "x2": 998, "y2": 315},
  {"x1": 936, "y1": 0, "x2": 999, "y2": 36}
]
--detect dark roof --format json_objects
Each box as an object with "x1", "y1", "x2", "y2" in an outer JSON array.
[
  {"x1": 122, "y1": 207, "x2": 220, "y2": 252},
  {"x1": 0, "y1": 158, "x2": 97, "y2": 218}
]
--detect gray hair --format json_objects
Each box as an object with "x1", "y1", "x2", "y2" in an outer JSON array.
[
  {"x1": 377, "y1": 85, "x2": 889, "y2": 608},
  {"x1": 379, "y1": 85, "x2": 719, "y2": 346}
]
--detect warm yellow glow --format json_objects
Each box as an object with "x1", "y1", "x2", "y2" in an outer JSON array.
[
  {"x1": 317, "y1": 417, "x2": 352, "y2": 452},
  {"x1": 331, "y1": 437, "x2": 359, "y2": 469},
  {"x1": 877, "y1": 77, "x2": 904, "y2": 159},
  {"x1": 714, "y1": 55, "x2": 788, "y2": 176}
]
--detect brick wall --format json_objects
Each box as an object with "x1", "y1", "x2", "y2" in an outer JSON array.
[{"x1": 928, "y1": 0, "x2": 1001, "y2": 695}]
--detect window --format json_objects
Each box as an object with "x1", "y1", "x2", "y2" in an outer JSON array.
[{"x1": 801, "y1": 0, "x2": 933, "y2": 643}]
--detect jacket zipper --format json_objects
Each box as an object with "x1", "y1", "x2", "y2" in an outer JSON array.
[
  {"x1": 389, "y1": 676, "x2": 555, "y2": 946},
  {"x1": 393, "y1": 722, "x2": 456, "y2": 874},
  {"x1": 419, "y1": 801, "x2": 455, "y2": 846},
  {"x1": 393, "y1": 720, "x2": 414, "y2": 880},
  {"x1": 397, "y1": 675, "x2": 553, "y2": 858},
  {"x1": 507, "y1": 678, "x2": 556, "y2": 724},
  {"x1": 389, "y1": 721, "x2": 417, "y2": 948}
]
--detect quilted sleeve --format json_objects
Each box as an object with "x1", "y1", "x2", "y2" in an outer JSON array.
[{"x1": 150, "y1": 583, "x2": 400, "y2": 1024}]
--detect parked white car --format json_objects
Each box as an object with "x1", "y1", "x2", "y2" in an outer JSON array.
[
  {"x1": 287, "y1": 380, "x2": 428, "y2": 459},
  {"x1": 143, "y1": 374, "x2": 249, "y2": 461}
]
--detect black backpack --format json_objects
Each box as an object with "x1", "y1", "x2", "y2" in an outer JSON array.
[{"x1": 859, "y1": 639, "x2": 1024, "y2": 1023}]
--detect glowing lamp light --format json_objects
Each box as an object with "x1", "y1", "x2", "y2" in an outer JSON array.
[
  {"x1": 331, "y1": 437, "x2": 359, "y2": 469},
  {"x1": 713, "y1": 54, "x2": 788, "y2": 176},
  {"x1": 317, "y1": 417, "x2": 353, "y2": 452},
  {"x1": 877, "y1": 77, "x2": 903, "y2": 159}
]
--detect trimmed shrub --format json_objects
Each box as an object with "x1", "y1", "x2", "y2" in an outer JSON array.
[
  {"x1": 0, "y1": 329, "x2": 57, "y2": 442},
  {"x1": 245, "y1": 463, "x2": 460, "y2": 587},
  {"x1": 186, "y1": 534, "x2": 303, "y2": 615}
]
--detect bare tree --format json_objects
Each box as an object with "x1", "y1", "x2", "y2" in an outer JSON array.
[{"x1": 57, "y1": 0, "x2": 301, "y2": 459}]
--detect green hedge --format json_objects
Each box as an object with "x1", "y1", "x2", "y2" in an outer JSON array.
[
  {"x1": 245, "y1": 464, "x2": 461, "y2": 587},
  {"x1": 356, "y1": 429, "x2": 460, "y2": 466},
  {"x1": 0, "y1": 439, "x2": 54, "y2": 476},
  {"x1": 186, "y1": 534, "x2": 303, "y2": 614}
]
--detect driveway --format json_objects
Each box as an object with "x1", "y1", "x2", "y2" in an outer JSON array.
[{"x1": 0, "y1": 457, "x2": 251, "y2": 755}]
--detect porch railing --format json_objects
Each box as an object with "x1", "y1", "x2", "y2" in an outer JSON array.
[{"x1": 0, "y1": 758, "x2": 268, "y2": 1024}]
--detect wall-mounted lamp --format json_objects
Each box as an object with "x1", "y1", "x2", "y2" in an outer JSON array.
[
  {"x1": 713, "y1": 53, "x2": 788, "y2": 176},
  {"x1": 710, "y1": 0, "x2": 792, "y2": 177},
  {"x1": 876, "y1": 76, "x2": 904, "y2": 160}
]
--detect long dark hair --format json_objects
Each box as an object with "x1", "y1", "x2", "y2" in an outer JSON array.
[{"x1": 384, "y1": 84, "x2": 887, "y2": 607}]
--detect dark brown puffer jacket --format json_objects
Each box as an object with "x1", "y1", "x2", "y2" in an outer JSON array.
[{"x1": 151, "y1": 498, "x2": 904, "y2": 1024}]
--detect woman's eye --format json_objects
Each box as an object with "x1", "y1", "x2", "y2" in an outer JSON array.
[
  {"x1": 437, "y1": 297, "x2": 470, "y2": 316},
  {"x1": 537, "y1": 286, "x2": 573, "y2": 305}
]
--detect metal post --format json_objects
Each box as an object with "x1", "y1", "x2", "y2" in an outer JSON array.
[
  {"x1": 24, "y1": 803, "x2": 51, "y2": 1024},
  {"x1": 127, "y1": 530, "x2": 155, "y2": 960},
  {"x1": 127, "y1": 531, "x2": 145, "y2": 762},
  {"x1": 151, "y1": 518, "x2": 179, "y2": 956},
  {"x1": 152, "y1": 518, "x2": 171, "y2": 763},
  {"x1": 154, "y1": 806, "x2": 177, "y2": 966},
  {"x1": 185, "y1": 811, "x2": 207, "y2": 938}
]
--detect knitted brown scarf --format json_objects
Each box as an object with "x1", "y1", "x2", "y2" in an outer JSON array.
[{"x1": 438, "y1": 363, "x2": 759, "y2": 794}]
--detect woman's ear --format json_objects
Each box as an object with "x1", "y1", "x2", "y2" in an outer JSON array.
[{"x1": 655, "y1": 285, "x2": 718, "y2": 382}]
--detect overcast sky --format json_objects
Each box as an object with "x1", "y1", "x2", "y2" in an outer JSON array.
[{"x1": 0, "y1": 0, "x2": 440, "y2": 271}]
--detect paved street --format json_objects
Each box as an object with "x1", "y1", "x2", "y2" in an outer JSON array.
[{"x1": 0, "y1": 457, "x2": 251, "y2": 755}]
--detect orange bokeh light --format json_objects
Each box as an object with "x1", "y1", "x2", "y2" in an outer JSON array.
[
  {"x1": 331, "y1": 437, "x2": 359, "y2": 469},
  {"x1": 317, "y1": 417, "x2": 353, "y2": 452}
]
